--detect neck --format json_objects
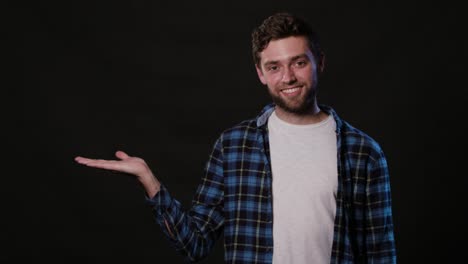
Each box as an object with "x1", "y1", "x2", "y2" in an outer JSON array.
[{"x1": 274, "y1": 102, "x2": 327, "y2": 125}]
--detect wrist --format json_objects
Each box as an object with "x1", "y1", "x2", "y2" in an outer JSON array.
[{"x1": 139, "y1": 173, "x2": 161, "y2": 198}]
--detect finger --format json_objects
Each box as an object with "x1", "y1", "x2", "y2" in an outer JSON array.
[
  {"x1": 115, "y1": 150, "x2": 129, "y2": 160},
  {"x1": 82, "y1": 159, "x2": 125, "y2": 171},
  {"x1": 75, "y1": 156, "x2": 95, "y2": 165},
  {"x1": 75, "y1": 156, "x2": 114, "y2": 167}
]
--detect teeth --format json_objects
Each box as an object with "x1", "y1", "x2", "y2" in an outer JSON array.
[{"x1": 282, "y1": 87, "x2": 300, "y2": 94}]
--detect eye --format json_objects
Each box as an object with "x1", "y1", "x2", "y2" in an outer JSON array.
[
  {"x1": 295, "y1": 60, "x2": 308, "y2": 67},
  {"x1": 267, "y1": 65, "x2": 279, "y2": 72}
]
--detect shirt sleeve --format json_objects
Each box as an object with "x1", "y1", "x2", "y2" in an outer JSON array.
[
  {"x1": 145, "y1": 137, "x2": 225, "y2": 263},
  {"x1": 365, "y1": 149, "x2": 397, "y2": 263}
]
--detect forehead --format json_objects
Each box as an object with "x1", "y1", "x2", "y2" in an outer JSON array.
[{"x1": 259, "y1": 36, "x2": 312, "y2": 64}]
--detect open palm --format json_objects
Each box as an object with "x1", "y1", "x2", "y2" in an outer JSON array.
[{"x1": 75, "y1": 150, "x2": 150, "y2": 178}]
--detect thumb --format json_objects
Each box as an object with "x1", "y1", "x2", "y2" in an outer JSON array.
[{"x1": 115, "y1": 150, "x2": 130, "y2": 160}]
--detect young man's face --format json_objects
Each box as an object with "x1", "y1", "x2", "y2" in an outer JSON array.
[{"x1": 256, "y1": 36, "x2": 320, "y2": 114}]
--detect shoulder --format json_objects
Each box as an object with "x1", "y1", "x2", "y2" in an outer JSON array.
[
  {"x1": 322, "y1": 104, "x2": 383, "y2": 154},
  {"x1": 340, "y1": 120, "x2": 385, "y2": 160},
  {"x1": 218, "y1": 118, "x2": 260, "y2": 143}
]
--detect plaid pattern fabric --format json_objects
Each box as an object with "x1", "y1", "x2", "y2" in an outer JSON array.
[{"x1": 146, "y1": 104, "x2": 396, "y2": 264}]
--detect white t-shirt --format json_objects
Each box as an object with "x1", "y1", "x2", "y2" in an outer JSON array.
[{"x1": 268, "y1": 110, "x2": 338, "y2": 264}]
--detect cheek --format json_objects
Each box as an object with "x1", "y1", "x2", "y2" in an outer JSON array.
[
  {"x1": 265, "y1": 74, "x2": 282, "y2": 86},
  {"x1": 300, "y1": 67, "x2": 315, "y2": 82},
  {"x1": 265, "y1": 80, "x2": 279, "y2": 93}
]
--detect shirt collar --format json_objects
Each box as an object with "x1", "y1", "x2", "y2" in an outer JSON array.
[
  {"x1": 255, "y1": 103, "x2": 276, "y2": 127},
  {"x1": 255, "y1": 103, "x2": 343, "y2": 134}
]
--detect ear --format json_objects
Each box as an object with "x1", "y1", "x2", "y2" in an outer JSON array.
[
  {"x1": 318, "y1": 52, "x2": 326, "y2": 73},
  {"x1": 256, "y1": 65, "x2": 267, "y2": 85}
]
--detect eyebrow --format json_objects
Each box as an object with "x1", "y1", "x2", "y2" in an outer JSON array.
[{"x1": 262, "y1": 53, "x2": 309, "y2": 67}]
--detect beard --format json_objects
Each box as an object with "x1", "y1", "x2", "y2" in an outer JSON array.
[{"x1": 269, "y1": 84, "x2": 317, "y2": 115}]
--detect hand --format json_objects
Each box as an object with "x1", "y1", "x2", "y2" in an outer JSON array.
[
  {"x1": 75, "y1": 150, "x2": 161, "y2": 197},
  {"x1": 75, "y1": 150, "x2": 149, "y2": 177}
]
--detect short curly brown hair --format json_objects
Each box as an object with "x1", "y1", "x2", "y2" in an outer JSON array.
[{"x1": 251, "y1": 12, "x2": 323, "y2": 67}]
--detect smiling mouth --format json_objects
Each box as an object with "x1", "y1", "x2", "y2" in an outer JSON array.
[
  {"x1": 281, "y1": 87, "x2": 300, "y2": 94},
  {"x1": 280, "y1": 86, "x2": 302, "y2": 95}
]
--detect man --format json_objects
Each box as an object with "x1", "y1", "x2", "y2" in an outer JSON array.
[{"x1": 75, "y1": 12, "x2": 396, "y2": 264}]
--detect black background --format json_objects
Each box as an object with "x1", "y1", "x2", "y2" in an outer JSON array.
[{"x1": 7, "y1": 0, "x2": 466, "y2": 263}]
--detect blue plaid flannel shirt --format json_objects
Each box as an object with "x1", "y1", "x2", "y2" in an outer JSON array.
[{"x1": 146, "y1": 104, "x2": 396, "y2": 263}]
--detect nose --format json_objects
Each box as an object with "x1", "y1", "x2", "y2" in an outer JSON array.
[{"x1": 282, "y1": 66, "x2": 297, "y2": 84}]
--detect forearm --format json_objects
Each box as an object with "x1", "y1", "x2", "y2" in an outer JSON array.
[
  {"x1": 150, "y1": 137, "x2": 224, "y2": 262},
  {"x1": 365, "y1": 153, "x2": 397, "y2": 263},
  {"x1": 148, "y1": 185, "x2": 222, "y2": 262}
]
